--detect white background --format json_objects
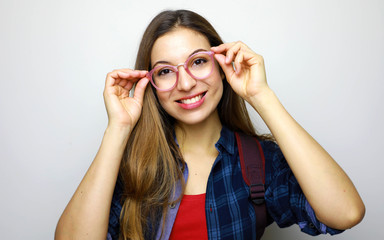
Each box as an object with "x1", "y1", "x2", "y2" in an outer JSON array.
[{"x1": 1, "y1": 0, "x2": 383, "y2": 239}]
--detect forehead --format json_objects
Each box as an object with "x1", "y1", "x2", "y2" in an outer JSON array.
[{"x1": 151, "y1": 28, "x2": 211, "y2": 64}]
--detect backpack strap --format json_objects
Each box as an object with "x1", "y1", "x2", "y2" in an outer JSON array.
[{"x1": 235, "y1": 132, "x2": 267, "y2": 240}]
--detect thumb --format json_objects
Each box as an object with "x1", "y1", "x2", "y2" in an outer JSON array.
[
  {"x1": 133, "y1": 77, "x2": 150, "y2": 104},
  {"x1": 214, "y1": 53, "x2": 235, "y2": 79}
]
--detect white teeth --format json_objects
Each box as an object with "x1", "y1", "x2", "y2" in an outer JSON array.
[{"x1": 181, "y1": 94, "x2": 202, "y2": 104}]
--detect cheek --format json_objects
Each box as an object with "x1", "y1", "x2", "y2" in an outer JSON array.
[
  {"x1": 156, "y1": 92, "x2": 170, "y2": 109},
  {"x1": 211, "y1": 68, "x2": 224, "y2": 91},
  {"x1": 212, "y1": 61, "x2": 225, "y2": 80}
]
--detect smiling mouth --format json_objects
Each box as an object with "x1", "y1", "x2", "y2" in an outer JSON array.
[{"x1": 176, "y1": 92, "x2": 206, "y2": 104}]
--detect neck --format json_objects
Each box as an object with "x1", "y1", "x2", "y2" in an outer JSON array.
[{"x1": 175, "y1": 111, "x2": 222, "y2": 154}]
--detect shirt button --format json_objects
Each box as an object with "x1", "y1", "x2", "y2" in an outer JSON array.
[
  {"x1": 169, "y1": 203, "x2": 176, "y2": 209},
  {"x1": 309, "y1": 223, "x2": 315, "y2": 228}
]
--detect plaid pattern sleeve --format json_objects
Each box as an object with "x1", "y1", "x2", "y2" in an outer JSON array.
[
  {"x1": 261, "y1": 140, "x2": 344, "y2": 236},
  {"x1": 107, "y1": 179, "x2": 123, "y2": 240}
]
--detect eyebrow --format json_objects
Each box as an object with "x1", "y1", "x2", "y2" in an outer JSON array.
[{"x1": 152, "y1": 48, "x2": 208, "y2": 68}]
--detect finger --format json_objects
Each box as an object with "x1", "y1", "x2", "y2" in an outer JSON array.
[
  {"x1": 105, "y1": 72, "x2": 117, "y2": 88},
  {"x1": 245, "y1": 52, "x2": 265, "y2": 67},
  {"x1": 210, "y1": 42, "x2": 235, "y2": 54},
  {"x1": 106, "y1": 69, "x2": 147, "y2": 89},
  {"x1": 117, "y1": 79, "x2": 128, "y2": 88},
  {"x1": 120, "y1": 69, "x2": 148, "y2": 74},
  {"x1": 225, "y1": 43, "x2": 242, "y2": 64},
  {"x1": 117, "y1": 70, "x2": 148, "y2": 79},
  {"x1": 108, "y1": 69, "x2": 147, "y2": 82},
  {"x1": 115, "y1": 68, "x2": 148, "y2": 75},
  {"x1": 112, "y1": 71, "x2": 140, "y2": 81},
  {"x1": 132, "y1": 77, "x2": 150, "y2": 104},
  {"x1": 211, "y1": 42, "x2": 244, "y2": 64},
  {"x1": 214, "y1": 53, "x2": 235, "y2": 79},
  {"x1": 234, "y1": 51, "x2": 244, "y2": 75},
  {"x1": 123, "y1": 81, "x2": 134, "y2": 91}
]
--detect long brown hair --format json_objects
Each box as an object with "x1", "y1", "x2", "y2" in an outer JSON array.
[{"x1": 119, "y1": 9, "x2": 266, "y2": 240}]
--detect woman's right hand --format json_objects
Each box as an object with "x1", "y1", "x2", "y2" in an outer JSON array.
[
  {"x1": 103, "y1": 69, "x2": 149, "y2": 130},
  {"x1": 55, "y1": 69, "x2": 148, "y2": 240}
]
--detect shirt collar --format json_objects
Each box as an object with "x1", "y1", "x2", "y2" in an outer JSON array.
[
  {"x1": 173, "y1": 125, "x2": 235, "y2": 155},
  {"x1": 215, "y1": 125, "x2": 235, "y2": 155}
]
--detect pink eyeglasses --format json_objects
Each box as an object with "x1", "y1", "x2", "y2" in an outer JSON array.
[{"x1": 146, "y1": 51, "x2": 215, "y2": 91}]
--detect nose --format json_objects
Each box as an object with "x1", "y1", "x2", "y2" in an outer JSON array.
[{"x1": 176, "y1": 66, "x2": 196, "y2": 91}]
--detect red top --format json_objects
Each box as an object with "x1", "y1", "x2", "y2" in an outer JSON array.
[{"x1": 169, "y1": 193, "x2": 208, "y2": 240}]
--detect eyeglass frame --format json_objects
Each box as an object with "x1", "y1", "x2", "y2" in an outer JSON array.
[{"x1": 146, "y1": 50, "x2": 215, "y2": 92}]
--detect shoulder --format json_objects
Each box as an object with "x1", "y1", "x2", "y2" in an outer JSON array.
[{"x1": 259, "y1": 140, "x2": 280, "y2": 157}]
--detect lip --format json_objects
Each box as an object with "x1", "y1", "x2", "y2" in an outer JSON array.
[
  {"x1": 176, "y1": 92, "x2": 206, "y2": 110},
  {"x1": 176, "y1": 92, "x2": 205, "y2": 101}
]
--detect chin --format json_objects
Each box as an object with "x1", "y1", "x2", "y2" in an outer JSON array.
[
  {"x1": 173, "y1": 108, "x2": 219, "y2": 127},
  {"x1": 175, "y1": 117, "x2": 206, "y2": 126}
]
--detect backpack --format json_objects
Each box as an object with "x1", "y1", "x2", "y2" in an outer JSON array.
[{"x1": 235, "y1": 132, "x2": 270, "y2": 240}]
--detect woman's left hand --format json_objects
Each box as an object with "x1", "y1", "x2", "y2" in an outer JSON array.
[{"x1": 211, "y1": 42, "x2": 269, "y2": 103}]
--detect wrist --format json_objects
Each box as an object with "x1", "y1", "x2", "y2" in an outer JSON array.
[
  {"x1": 105, "y1": 124, "x2": 132, "y2": 140},
  {"x1": 248, "y1": 87, "x2": 277, "y2": 112}
]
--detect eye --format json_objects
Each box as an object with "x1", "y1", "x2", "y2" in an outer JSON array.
[
  {"x1": 156, "y1": 67, "x2": 174, "y2": 77},
  {"x1": 193, "y1": 58, "x2": 208, "y2": 66}
]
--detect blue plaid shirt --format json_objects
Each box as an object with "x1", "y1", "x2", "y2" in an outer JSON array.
[{"x1": 107, "y1": 126, "x2": 343, "y2": 239}]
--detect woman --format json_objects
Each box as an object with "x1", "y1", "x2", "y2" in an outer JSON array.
[{"x1": 55, "y1": 9, "x2": 365, "y2": 240}]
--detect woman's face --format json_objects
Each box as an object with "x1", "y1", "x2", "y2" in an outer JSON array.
[{"x1": 150, "y1": 28, "x2": 223, "y2": 126}]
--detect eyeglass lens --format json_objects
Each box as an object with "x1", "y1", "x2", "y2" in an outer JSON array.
[{"x1": 152, "y1": 52, "x2": 213, "y2": 90}]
